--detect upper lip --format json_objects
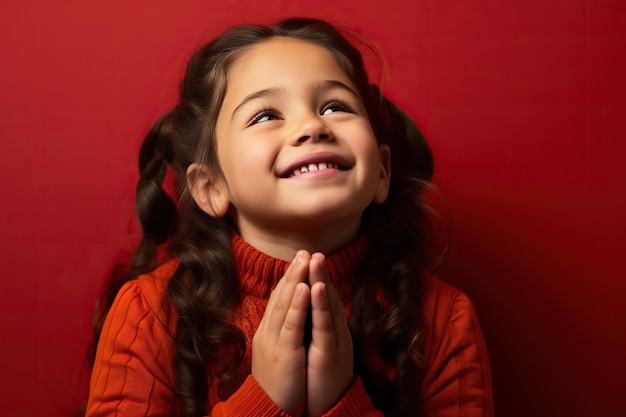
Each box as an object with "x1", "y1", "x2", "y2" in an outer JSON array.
[{"x1": 277, "y1": 151, "x2": 353, "y2": 178}]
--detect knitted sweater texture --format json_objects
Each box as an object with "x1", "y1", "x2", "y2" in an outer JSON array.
[{"x1": 86, "y1": 234, "x2": 493, "y2": 416}]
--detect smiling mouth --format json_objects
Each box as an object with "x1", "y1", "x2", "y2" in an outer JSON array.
[
  {"x1": 278, "y1": 152, "x2": 352, "y2": 178},
  {"x1": 289, "y1": 162, "x2": 344, "y2": 177}
]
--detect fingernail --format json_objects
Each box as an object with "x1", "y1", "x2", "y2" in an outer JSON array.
[
  {"x1": 295, "y1": 284, "x2": 303, "y2": 297},
  {"x1": 318, "y1": 254, "x2": 326, "y2": 270},
  {"x1": 293, "y1": 250, "x2": 303, "y2": 267}
]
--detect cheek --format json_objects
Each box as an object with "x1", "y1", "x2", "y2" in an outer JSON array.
[
  {"x1": 238, "y1": 140, "x2": 276, "y2": 171},
  {"x1": 359, "y1": 137, "x2": 386, "y2": 186},
  {"x1": 220, "y1": 139, "x2": 275, "y2": 185},
  {"x1": 353, "y1": 127, "x2": 381, "y2": 163}
]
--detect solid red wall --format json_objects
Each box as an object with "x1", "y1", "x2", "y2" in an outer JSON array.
[{"x1": 1, "y1": 1, "x2": 624, "y2": 416}]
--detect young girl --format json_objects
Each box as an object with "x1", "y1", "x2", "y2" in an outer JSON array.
[{"x1": 86, "y1": 17, "x2": 493, "y2": 417}]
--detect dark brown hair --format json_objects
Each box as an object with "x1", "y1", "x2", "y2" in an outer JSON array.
[{"x1": 89, "y1": 17, "x2": 435, "y2": 417}]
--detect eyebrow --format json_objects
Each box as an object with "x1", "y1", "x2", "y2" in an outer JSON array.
[
  {"x1": 231, "y1": 79, "x2": 360, "y2": 118},
  {"x1": 232, "y1": 87, "x2": 284, "y2": 118},
  {"x1": 316, "y1": 79, "x2": 360, "y2": 99}
]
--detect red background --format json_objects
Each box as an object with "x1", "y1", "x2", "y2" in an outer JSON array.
[{"x1": 1, "y1": 1, "x2": 624, "y2": 416}]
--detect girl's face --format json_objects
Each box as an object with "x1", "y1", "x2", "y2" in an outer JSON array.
[{"x1": 212, "y1": 37, "x2": 390, "y2": 247}]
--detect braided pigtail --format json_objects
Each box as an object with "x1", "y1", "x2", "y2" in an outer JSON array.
[
  {"x1": 88, "y1": 111, "x2": 179, "y2": 368},
  {"x1": 135, "y1": 110, "x2": 179, "y2": 264}
]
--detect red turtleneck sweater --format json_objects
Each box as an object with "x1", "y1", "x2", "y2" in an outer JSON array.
[{"x1": 86, "y1": 235, "x2": 493, "y2": 416}]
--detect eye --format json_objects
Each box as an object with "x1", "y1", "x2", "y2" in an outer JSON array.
[
  {"x1": 248, "y1": 107, "x2": 281, "y2": 126},
  {"x1": 321, "y1": 100, "x2": 353, "y2": 116}
]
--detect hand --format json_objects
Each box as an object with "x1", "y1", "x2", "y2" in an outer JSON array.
[
  {"x1": 306, "y1": 253, "x2": 354, "y2": 417},
  {"x1": 252, "y1": 251, "x2": 311, "y2": 417}
]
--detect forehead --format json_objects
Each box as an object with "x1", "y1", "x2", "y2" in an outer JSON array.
[{"x1": 226, "y1": 37, "x2": 354, "y2": 94}]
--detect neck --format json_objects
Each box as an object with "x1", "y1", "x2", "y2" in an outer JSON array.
[{"x1": 236, "y1": 216, "x2": 362, "y2": 261}]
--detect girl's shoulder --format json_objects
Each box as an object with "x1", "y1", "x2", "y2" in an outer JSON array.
[
  {"x1": 133, "y1": 259, "x2": 180, "y2": 307},
  {"x1": 420, "y1": 271, "x2": 465, "y2": 308},
  {"x1": 112, "y1": 259, "x2": 180, "y2": 332},
  {"x1": 419, "y1": 271, "x2": 483, "y2": 342}
]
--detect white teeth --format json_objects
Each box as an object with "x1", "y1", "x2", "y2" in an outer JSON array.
[{"x1": 290, "y1": 162, "x2": 339, "y2": 177}]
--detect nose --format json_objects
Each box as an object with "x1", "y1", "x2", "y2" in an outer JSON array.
[{"x1": 292, "y1": 115, "x2": 334, "y2": 144}]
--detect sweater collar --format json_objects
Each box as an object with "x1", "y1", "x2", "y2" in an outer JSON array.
[{"x1": 232, "y1": 233, "x2": 370, "y2": 300}]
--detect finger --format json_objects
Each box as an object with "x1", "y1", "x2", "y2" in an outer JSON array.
[
  {"x1": 258, "y1": 253, "x2": 298, "y2": 335},
  {"x1": 309, "y1": 254, "x2": 340, "y2": 351},
  {"x1": 277, "y1": 282, "x2": 311, "y2": 348},
  {"x1": 310, "y1": 281, "x2": 335, "y2": 351},
  {"x1": 309, "y1": 252, "x2": 347, "y2": 321},
  {"x1": 267, "y1": 250, "x2": 308, "y2": 316},
  {"x1": 308, "y1": 252, "x2": 328, "y2": 286},
  {"x1": 309, "y1": 253, "x2": 342, "y2": 318},
  {"x1": 309, "y1": 253, "x2": 352, "y2": 349},
  {"x1": 256, "y1": 284, "x2": 281, "y2": 339},
  {"x1": 267, "y1": 251, "x2": 310, "y2": 340}
]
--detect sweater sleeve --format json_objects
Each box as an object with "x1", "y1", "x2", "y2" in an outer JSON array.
[
  {"x1": 320, "y1": 376, "x2": 382, "y2": 417},
  {"x1": 86, "y1": 280, "x2": 177, "y2": 417},
  {"x1": 85, "y1": 279, "x2": 288, "y2": 417},
  {"x1": 417, "y1": 286, "x2": 494, "y2": 417}
]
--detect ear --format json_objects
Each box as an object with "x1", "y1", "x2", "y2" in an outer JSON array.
[
  {"x1": 186, "y1": 163, "x2": 230, "y2": 217},
  {"x1": 374, "y1": 144, "x2": 391, "y2": 204}
]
